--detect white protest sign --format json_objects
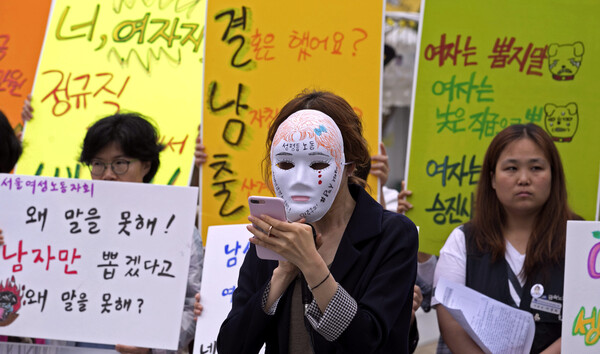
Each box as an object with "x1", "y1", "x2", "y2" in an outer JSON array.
[
  {"x1": 193, "y1": 224, "x2": 250, "y2": 354},
  {"x1": 562, "y1": 220, "x2": 600, "y2": 352},
  {"x1": 0, "y1": 174, "x2": 197, "y2": 350},
  {"x1": 0, "y1": 342, "x2": 109, "y2": 354}
]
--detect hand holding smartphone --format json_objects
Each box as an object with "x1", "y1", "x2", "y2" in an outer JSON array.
[{"x1": 248, "y1": 196, "x2": 287, "y2": 261}]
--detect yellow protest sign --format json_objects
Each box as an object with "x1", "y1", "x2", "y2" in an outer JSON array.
[
  {"x1": 407, "y1": 0, "x2": 600, "y2": 254},
  {"x1": 16, "y1": 0, "x2": 205, "y2": 186},
  {"x1": 200, "y1": 0, "x2": 384, "y2": 240}
]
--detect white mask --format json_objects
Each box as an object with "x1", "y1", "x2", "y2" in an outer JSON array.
[{"x1": 271, "y1": 109, "x2": 345, "y2": 222}]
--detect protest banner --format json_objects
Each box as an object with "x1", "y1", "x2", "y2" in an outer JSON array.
[
  {"x1": 562, "y1": 220, "x2": 600, "y2": 352},
  {"x1": 15, "y1": 0, "x2": 205, "y2": 186},
  {"x1": 406, "y1": 0, "x2": 600, "y2": 254},
  {"x1": 199, "y1": 0, "x2": 385, "y2": 241},
  {"x1": 193, "y1": 224, "x2": 265, "y2": 354},
  {"x1": 0, "y1": 0, "x2": 51, "y2": 130},
  {"x1": 0, "y1": 174, "x2": 198, "y2": 349}
]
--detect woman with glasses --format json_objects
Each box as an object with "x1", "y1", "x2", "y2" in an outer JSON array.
[
  {"x1": 80, "y1": 113, "x2": 161, "y2": 183},
  {"x1": 77, "y1": 112, "x2": 204, "y2": 354}
]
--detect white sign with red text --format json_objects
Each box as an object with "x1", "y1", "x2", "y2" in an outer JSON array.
[{"x1": 0, "y1": 174, "x2": 197, "y2": 350}]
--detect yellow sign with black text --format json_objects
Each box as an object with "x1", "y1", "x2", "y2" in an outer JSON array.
[
  {"x1": 17, "y1": 0, "x2": 205, "y2": 186},
  {"x1": 200, "y1": 0, "x2": 384, "y2": 241}
]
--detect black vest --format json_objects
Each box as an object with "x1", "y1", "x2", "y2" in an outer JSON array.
[{"x1": 464, "y1": 224, "x2": 563, "y2": 354}]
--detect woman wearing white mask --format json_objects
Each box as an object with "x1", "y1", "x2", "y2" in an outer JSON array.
[{"x1": 215, "y1": 91, "x2": 418, "y2": 353}]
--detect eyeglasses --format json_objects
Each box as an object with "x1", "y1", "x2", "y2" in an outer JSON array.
[{"x1": 88, "y1": 159, "x2": 138, "y2": 176}]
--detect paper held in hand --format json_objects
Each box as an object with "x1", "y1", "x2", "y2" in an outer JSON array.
[{"x1": 435, "y1": 278, "x2": 535, "y2": 354}]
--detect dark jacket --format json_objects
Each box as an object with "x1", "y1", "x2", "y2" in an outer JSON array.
[
  {"x1": 464, "y1": 224, "x2": 563, "y2": 354},
  {"x1": 217, "y1": 184, "x2": 418, "y2": 353}
]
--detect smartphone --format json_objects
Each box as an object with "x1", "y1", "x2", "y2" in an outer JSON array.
[{"x1": 248, "y1": 196, "x2": 287, "y2": 261}]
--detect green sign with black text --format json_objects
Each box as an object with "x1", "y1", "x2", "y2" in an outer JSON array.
[{"x1": 407, "y1": 0, "x2": 600, "y2": 254}]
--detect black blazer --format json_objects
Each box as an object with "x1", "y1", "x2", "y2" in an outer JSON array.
[{"x1": 217, "y1": 184, "x2": 418, "y2": 353}]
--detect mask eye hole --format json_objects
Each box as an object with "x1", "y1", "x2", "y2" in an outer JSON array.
[
  {"x1": 276, "y1": 161, "x2": 294, "y2": 170},
  {"x1": 310, "y1": 162, "x2": 329, "y2": 170}
]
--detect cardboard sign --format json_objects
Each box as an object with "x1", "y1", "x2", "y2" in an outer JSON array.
[
  {"x1": 15, "y1": 0, "x2": 205, "y2": 186},
  {"x1": 199, "y1": 0, "x2": 385, "y2": 241},
  {"x1": 0, "y1": 174, "x2": 198, "y2": 349},
  {"x1": 562, "y1": 221, "x2": 600, "y2": 352},
  {"x1": 406, "y1": 0, "x2": 600, "y2": 254}
]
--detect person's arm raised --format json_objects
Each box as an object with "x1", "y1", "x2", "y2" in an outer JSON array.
[
  {"x1": 397, "y1": 180, "x2": 413, "y2": 214},
  {"x1": 21, "y1": 94, "x2": 34, "y2": 122},
  {"x1": 370, "y1": 143, "x2": 389, "y2": 208},
  {"x1": 194, "y1": 125, "x2": 207, "y2": 168}
]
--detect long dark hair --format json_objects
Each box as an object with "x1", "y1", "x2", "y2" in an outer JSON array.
[
  {"x1": 471, "y1": 123, "x2": 580, "y2": 278},
  {"x1": 0, "y1": 110, "x2": 22, "y2": 173}
]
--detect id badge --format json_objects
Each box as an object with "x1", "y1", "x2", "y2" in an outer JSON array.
[{"x1": 530, "y1": 297, "x2": 562, "y2": 315}]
